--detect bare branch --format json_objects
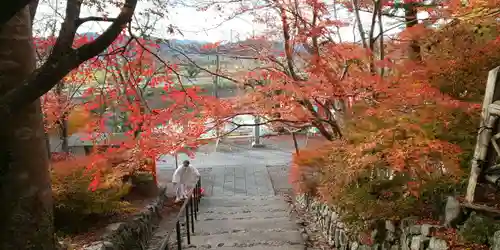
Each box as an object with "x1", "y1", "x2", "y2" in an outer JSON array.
[
  {"x1": 76, "y1": 16, "x2": 118, "y2": 27},
  {"x1": 378, "y1": 4, "x2": 385, "y2": 77},
  {"x1": 352, "y1": 0, "x2": 368, "y2": 48},
  {"x1": 50, "y1": 0, "x2": 82, "y2": 56},
  {"x1": 29, "y1": 0, "x2": 39, "y2": 25},
  {"x1": 160, "y1": 39, "x2": 241, "y2": 84},
  {"x1": 76, "y1": 1, "x2": 137, "y2": 61},
  {"x1": 128, "y1": 34, "x2": 198, "y2": 105}
]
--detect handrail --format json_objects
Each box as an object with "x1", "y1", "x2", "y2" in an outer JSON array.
[{"x1": 158, "y1": 178, "x2": 202, "y2": 250}]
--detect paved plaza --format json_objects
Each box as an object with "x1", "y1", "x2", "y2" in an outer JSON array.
[{"x1": 155, "y1": 135, "x2": 321, "y2": 196}]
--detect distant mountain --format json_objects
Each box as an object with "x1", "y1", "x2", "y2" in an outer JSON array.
[
  {"x1": 171, "y1": 39, "x2": 208, "y2": 45},
  {"x1": 80, "y1": 32, "x2": 99, "y2": 39},
  {"x1": 157, "y1": 39, "x2": 306, "y2": 57},
  {"x1": 158, "y1": 39, "x2": 207, "y2": 55},
  {"x1": 47, "y1": 32, "x2": 306, "y2": 57}
]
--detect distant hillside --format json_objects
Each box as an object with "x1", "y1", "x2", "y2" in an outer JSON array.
[
  {"x1": 157, "y1": 39, "x2": 307, "y2": 58},
  {"x1": 37, "y1": 32, "x2": 306, "y2": 58},
  {"x1": 147, "y1": 35, "x2": 307, "y2": 57}
]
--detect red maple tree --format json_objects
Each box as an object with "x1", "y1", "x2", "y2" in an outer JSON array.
[
  {"x1": 39, "y1": 32, "x2": 233, "y2": 188},
  {"x1": 192, "y1": 0, "x2": 497, "y2": 200}
]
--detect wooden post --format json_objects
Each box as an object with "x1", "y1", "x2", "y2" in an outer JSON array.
[
  {"x1": 175, "y1": 153, "x2": 179, "y2": 169},
  {"x1": 465, "y1": 66, "x2": 500, "y2": 203},
  {"x1": 252, "y1": 115, "x2": 265, "y2": 148},
  {"x1": 214, "y1": 53, "x2": 222, "y2": 151},
  {"x1": 292, "y1": 131, "x2": 300, "y2": 155},
  {"x1": 151, "y1": 154, "x2": 158, "y2": 185}
]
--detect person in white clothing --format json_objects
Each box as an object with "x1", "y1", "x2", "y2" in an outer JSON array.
[{"x1": 172, "y1": 160, "x2": 200, "y2": 203}]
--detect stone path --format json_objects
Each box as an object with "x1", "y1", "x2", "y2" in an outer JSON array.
[
  {"x1": 185, "y1": 164, "x2": 303, "y2": 250},
  {"x1": 156, "y1": 134, "x2": 324, "y2": 170},
  {"x1": 148, "y1": 137, "x2": 310, "y2": 249},
  {"x1": 149, "y1": 167, "x2": 302, "y2": 249}
]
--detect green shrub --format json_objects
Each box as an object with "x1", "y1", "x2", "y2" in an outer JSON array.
[
  {"x1": 52, "y1": 158, "x2": 133, "y2": 234},
  {"x1": 459, "y1": 212, "x2": 500, "y2": 245},
  {"x1": 131, "y1": 171, "x2": 155, "y2": 183},
  {"x1": 333, "y1": 171, "x2": 466, "y2": 232},
  {"x1": 128, "y1": 171, "x2": 159, "y2": 197}
]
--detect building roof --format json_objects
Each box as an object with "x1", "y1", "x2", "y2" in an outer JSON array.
[{"x1": 49, "y1": 132, "x2": 130, "y2": 150}]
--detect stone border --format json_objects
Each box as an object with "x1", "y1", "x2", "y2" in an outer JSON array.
[
  {"x1": 82, "y1": 186, "x2": 168, "y2": 250},
  {"x1": 292, "y1": 194, "x2": 450, "y2": 250}
]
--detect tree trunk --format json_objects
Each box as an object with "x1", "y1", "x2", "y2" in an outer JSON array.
[
  {"x1": 291, "y1": 131, "x2": 300, "y2": 155},
  {"x1": 55, "y1": 82, "x2": 68, "y2": 153},
  {"x1": 0, "y1": 6, "x2": 55, "y2": 249},
  {"x1": 43, "y1": 117, "x2": 52, "y2": 159},
  {"x1": 405, "y1": 4, "x2": 421, "y2": 61},
  {"x1": 60, "y1": 113, "x2": 69, "y2": 153}
]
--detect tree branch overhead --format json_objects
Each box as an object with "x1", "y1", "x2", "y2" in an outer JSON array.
[{"x1": 0, "y1": 0, "x2": 138, "y2": 118}]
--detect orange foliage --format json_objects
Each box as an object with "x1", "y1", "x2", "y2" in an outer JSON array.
[
  {"x1": 290, "y1": 140, "x2": 374, "y2": 200},
  {"x1": 66, "y1": 106, "x2": 93, "y2": 135},
  {"x1": 422, "y1": 17, "x2": 500, "y2": 101},
  {"x1": 45, "y1": 105, "x2": 95, "y2": 135},
  {"x1": 278, "y1": 2, "x2": 494, "y2": 202},
  {"x1": 52, "y1": 146, "x2": 153, "y2": 189}
]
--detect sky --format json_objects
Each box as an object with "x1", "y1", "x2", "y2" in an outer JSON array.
[
  {"x1": 34, "y1": 0, "x2": 430, "y2": 43},
  {"x1": 35, "y1": 0, "x2": 263, "y2": 42}
]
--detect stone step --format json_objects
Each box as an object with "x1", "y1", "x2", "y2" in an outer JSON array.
[
  {"x1": 198, "y1": 210, "x2": 290, "y2": 221},
  {"x1": 194, "y1": 217, "x2": 298, "y2": 233},
  {"x1": 201, "y1": 203, "x2": 288, "y2": 214},
  {"x1": 187, "y1": 230, "x2": 303, "y2": 249},
  {"x1": 191, "y1": 246, "x2": 304, "y2": 250},
  {"x1": 192, "y1": 228, "x2": 299, "y2": 236},
  {"x1": 201, "y1": 195, "x2": 284, "y2": 203},
  {"x1": 199, "y1": 198, "x2": 287, "y2": 208},
  {"x1": 203, "y1": 195, "x2": 282, "y2": 201},
  {"x1": 199, "y1": 206, "x2": 290, "y2": 216}
]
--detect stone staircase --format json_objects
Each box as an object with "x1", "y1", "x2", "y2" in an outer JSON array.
[{"x1": 187, "y1": 195, "x2": 304, "y2": 250}]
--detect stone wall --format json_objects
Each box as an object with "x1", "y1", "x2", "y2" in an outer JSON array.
[
  {"x1": 82, "y1": 186, "x2": 169, "y2": 250},
  {"x1": 294, "y1": 194, "x2": 450, "y2": 250}
]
